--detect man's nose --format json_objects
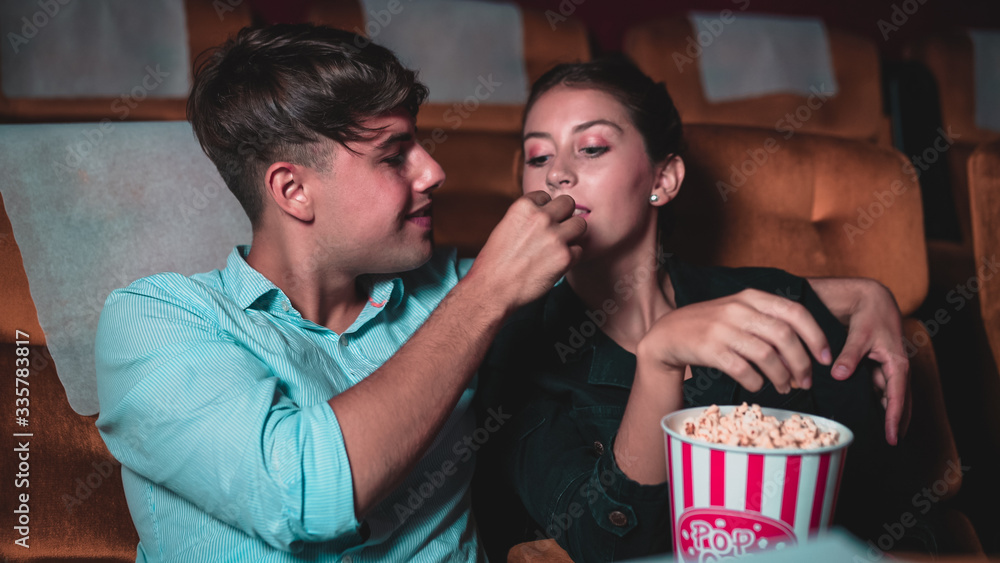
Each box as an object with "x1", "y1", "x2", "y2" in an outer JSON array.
[{"x1": 414, "y1": 145, "x2": 446, "y2": 193}]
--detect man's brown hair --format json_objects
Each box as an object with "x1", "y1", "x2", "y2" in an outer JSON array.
[{"x1": 188, "y1": 24, "x2": 428, "y2": 229}]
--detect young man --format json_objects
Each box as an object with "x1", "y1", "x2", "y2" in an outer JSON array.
[{"x1": 95, "y1": 24, "x2": 909, "y2": 562}]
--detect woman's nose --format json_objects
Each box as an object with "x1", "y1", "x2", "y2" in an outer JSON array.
[{"x1": 546, "y1": 159, "x2": 576, "y2": 190}]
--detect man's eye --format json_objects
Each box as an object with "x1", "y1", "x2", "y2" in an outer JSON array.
[
  {"x1": 382, "y1": 152, "x2": 405, "y2": 166},
  {"x1": 581, "y1": 146, "x2": 609, "y2": 157},
  {"x1": 526, "y1": 155, "x2": 550, "y2": 167}
]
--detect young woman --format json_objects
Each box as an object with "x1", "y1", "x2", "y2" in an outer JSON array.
[{"x1": 473, "y1": 58, "x2": 927, "y2": 562}]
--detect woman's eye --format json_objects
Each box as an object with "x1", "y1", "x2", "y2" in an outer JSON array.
[
  {"x1": 581, "y1": 146, "x2": 609, "y2": 157},
  {"x1": 526, "y1": 155, "x2": 550, "y2": 167}
]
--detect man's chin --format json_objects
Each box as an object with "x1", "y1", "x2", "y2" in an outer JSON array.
[{"x1": 371, "y1": 242, "x2": 435, "y2": 275}]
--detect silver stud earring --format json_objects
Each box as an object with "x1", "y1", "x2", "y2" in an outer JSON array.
[{"x1": 650, "y1": 194, "x2": 660, "y2": 203}]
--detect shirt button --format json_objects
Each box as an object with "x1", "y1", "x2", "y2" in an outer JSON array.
[
  {"x1": 281, "y1": 301, "x2": 290, "y2": 312},
  {"x1": 339, "y1": 335, "x2": 349, "y2": 347},
  {"x1": 608, "y1": 510, "x2": 629, "y2": 527},
  {"x1": 343, "y1": 555, "x2": 352, "y2": 563},
  {"x1": 593, "y1": 440, "x2": 605, "y2": 456}
]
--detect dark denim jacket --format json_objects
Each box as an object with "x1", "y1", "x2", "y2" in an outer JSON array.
[{"x1": 472, "y1": 256, "x2": 886, "y2": 563}]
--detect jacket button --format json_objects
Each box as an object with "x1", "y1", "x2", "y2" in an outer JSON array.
[
  {"x1": 608, "y1": 511, "x2": 628, "y2": 527},
  {"x1": 593, "y1": 440, "x2": 605, "y2": 456}
]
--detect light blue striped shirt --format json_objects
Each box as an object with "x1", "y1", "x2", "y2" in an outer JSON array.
[{"x1": 95, "y1": 244, "x2": 482, "y2": 562}]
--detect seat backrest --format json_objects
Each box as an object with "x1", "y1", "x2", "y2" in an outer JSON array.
[
  {"x1": 0, "y1": 343, "x2": 138, "y2": 562},
  {"x1": 624, "y1": 16, "x2": 890, "y2": 146},
  {"x1": 906, "y1": 31, "x2": 1000, "y2": 149},
  {"x1": 0, "y1": 0, "x2": 251, "y2": 122},
  {"x1": 968, "y1": 139, "x2": 1000, "y2": 368},
  {"x1": 666, "y1": 124, "x2": 928, "y2": 316},
  {"x1": 0, "y1": 122, "x2": 252, "y2": 415},
  {"x1": 905, "y1": 31, "x2": 1000, "y2": 247},
  {"x1": 308, "y1": 1, "x2": 591, "y2": 133}
]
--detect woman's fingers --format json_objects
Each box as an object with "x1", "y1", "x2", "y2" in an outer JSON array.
[
  {"x1": 713, "y1": 348, "x2": 765, "y2": 392},
  {"x1": 729, "y1": 333, "x2": 794, "y2": 393},
  {"x1": 738, "y1": 311, "x2": 814, "y2": 390},
  {"x1": 738, "y1": 289, "x2": 831, "y2": 366}
]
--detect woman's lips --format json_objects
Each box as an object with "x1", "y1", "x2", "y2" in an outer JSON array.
[{"x1": 572, "y1": 206, "x2": 591, "y2": 217}]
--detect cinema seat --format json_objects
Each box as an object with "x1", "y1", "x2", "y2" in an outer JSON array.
[
  {"x1": 0, "y1": 341, "x2": 137, "y2": 562},
  {"x1": 671, "y1": 124, "x2": 962, "y2": 502},
  {"x1": 0, "y1": 0, "x2": 251, "y2": 123},
  {"x1": 623, "y1": 16, "x2": 893, "y2": 146},
  {"x1": 307, "y1": 1, "x2": 591, "y2": 255},
  {"x1": 904, "y1": 31, "x2": 1000, "y2": 289},
  {"x1": 1, "y1": 191, "x2": 138, "y2": 561},
  {"x1": 968, "y1": 140, "x2": 1000, "y2": 378}
]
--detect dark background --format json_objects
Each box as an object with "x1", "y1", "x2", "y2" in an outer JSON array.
[{"x1": 248, "y1": 0, "x2": 1000, "y2": 58}]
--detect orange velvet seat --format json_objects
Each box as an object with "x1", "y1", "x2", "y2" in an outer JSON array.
[
  {"x1": 968, "y1": 139, "x2": 1000, "y2": 403},
  {"x1": 671, "y1": 125, "x2": 958, "y2": 498},
  {"x1": 904, "y1": 31, "x2": 1000, "y2": 289},
  {"x1": 1, "y1": 343, "x2": 137, "y2": 562},
  {"x1": 623, "y1": 16, "x2": 892, "y2": 147}
]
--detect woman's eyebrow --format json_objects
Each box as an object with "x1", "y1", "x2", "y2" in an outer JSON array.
[
  {"x1": 523, "y1": 119, "x2": 624, "y2": 142},
  {"x1": 573, "y1": 119, "x2": 623, "y2": 134}
]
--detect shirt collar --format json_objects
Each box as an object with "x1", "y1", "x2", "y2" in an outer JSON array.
[
  {"x1": 221, "y1": 245, "x2": 284, "y2": 310},
  {"x1": 220, "y1": 245, "x2": 404, "y2": 320}
]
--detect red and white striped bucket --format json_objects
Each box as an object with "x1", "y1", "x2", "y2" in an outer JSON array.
[{"x1": 661, "y1": 406, "x2": 853, "y2": 562}]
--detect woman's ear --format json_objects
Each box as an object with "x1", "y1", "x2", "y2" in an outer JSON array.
[{"x1": 650, "y1": 155, "x2": 685, "y2": 207}]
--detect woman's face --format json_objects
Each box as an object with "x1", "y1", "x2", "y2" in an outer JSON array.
[{"x1": 521, "y1": 86, "x2": 667, "y2": 259}]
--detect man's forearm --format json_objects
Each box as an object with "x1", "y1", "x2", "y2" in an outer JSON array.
[
  {"x1": 329, "y1": 271, "x2": 509, "y2": 519},
  {"x1": 806, "y1": 276, "x2": 877, "y2": 325}
]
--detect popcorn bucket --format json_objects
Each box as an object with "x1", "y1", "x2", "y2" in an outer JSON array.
[{"x1": 660, "y1": 406, "x2": 853, "y2": 562}]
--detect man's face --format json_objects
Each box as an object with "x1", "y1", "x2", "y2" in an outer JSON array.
[{"x1": 299, "y1": 108, "x2": 445, "y2": 275}]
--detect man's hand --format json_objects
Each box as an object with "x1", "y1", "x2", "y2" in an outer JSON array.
[
  {"x1": 467, "y1": 192, "x2": 586, "y2": 313},
  {"x1": 637, "y1": 289, "x2": 832, "y2": 393},
  {"x1": 828, "y1": 280, "x2": 912, "y2": 445}
]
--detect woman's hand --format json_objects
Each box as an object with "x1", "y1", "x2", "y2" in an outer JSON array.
[
  {"x1": 617, "y1": 288, "x2": 832, "y2": 486},
  {"x1": 636, "y1": 288, "x2": 833, "y2": 393}
]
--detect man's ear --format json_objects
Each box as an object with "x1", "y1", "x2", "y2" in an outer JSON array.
[
  {"x1": 650, "y1": 155, "x2": 685, "y2": 207},
  {"x1": 264, "y1": 162, "x2": 314, "y2": 222}
]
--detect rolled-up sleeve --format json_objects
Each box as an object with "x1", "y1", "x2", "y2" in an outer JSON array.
[{"x1": 94, "y1": 277, "x2": 362, "y2": 552}]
